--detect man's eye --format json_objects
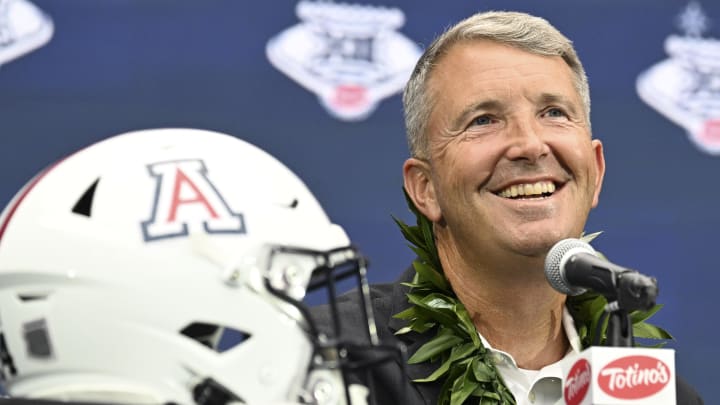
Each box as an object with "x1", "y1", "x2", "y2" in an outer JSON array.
[
  {"x1": 471, "y1": 115, "x2": 493, "y2": 126},
  {"x1": 544, "y1": 108, "x2": 567, "y2": 118}
]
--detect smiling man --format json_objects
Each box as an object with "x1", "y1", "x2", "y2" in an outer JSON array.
[
  {"x1": 402, "y1": 26, "x2": 606, "y2": 375},
  {"x1": 313, "y1": 10, "x2": 704, "y2": 405},
  {"x1": 399, "y1": 12, "x2": 606, "y2": 404}
]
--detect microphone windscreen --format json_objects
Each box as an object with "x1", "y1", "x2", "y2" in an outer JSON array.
[{"x1": 544, "y1": 238, "x2": 596, "y2": 295}]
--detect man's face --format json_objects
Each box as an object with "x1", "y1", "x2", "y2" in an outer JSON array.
[{"x1": 421, "y1": 40, "x2": 604, "y2": 258}]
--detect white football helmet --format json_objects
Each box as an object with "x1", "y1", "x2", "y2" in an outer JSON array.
[{"x1": 0, "y1": 128, "x2": 390, "y2": 405}]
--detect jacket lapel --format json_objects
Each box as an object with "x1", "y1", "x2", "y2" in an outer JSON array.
[{"x1": 387, "y1": 267, "x2": 444, "y2": 404}]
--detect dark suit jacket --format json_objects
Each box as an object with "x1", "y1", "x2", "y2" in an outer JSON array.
[{"x1": 311, "y1": 266, "x2": 704, "y2": 404}]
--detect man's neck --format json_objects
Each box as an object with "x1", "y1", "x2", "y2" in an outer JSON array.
[{"x1": 438, "y1": 241, "x2": 569, "y2": 370}]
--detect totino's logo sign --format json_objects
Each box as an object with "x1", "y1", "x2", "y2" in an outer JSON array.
[
  {"x1": 564, "y1": 359, "x2": 591, "y2": 405},
  {"x1": 598, "y1": 355, "x2": 671, "y2": 399}
]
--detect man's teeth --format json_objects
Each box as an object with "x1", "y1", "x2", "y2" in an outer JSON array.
[{"x1": 497, "y1": 181, "x2": 556, "y2": 199}]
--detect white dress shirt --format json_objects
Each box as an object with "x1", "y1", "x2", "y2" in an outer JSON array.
[{"x1": 477, "y1": 307, "x2": 582, "y2": 405}]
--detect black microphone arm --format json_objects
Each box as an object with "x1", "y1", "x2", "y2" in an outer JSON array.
[
  {"x1": 544, "y1": 238, "x2": 660, "y2": 347},
  {"x1": 545, "y1": 238, "x2": 658, "y2": 312},
  {"x1": 564, "y1": 251, "x2": 658, "y2": 312}
]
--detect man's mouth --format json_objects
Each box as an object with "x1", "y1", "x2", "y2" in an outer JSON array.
[{"x1": 495, "y1": 181, "x2": 556, "y2": 200}]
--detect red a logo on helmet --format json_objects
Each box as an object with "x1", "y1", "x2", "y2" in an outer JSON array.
[{"x1": 141, "y1": 159, "x2": 245, "y2": 241}]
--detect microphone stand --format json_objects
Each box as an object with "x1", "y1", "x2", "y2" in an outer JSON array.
[
  {"x1": 604, "y1": 271, "x2": 658, "y2": 347},
  {"x1": 606, "y1": 304, "x2": 633, "y2": 347}
]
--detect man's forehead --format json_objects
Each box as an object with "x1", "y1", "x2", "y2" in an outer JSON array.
[
  {"x1": 430, "y1": 39, "x2": 571, "y2": 83},
  {"x1": 425, "y1": 40, "x2": 580, "y2": 127}
]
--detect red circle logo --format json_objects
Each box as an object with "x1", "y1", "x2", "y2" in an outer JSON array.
[
  {"x1": 564, "y1": 359, "x2": 591, "y2": 405},
  {"x1": 598, "y1": 355, "x2": 671, "y2": 399}
]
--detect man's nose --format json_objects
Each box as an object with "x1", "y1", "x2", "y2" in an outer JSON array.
[{"x1": 505, "y1": 120, "x2": 549, "y2": 163}]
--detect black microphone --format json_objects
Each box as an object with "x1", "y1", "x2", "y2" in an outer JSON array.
[{"x1": 544, "y1": 238, "x2": 658, "y2": 311}]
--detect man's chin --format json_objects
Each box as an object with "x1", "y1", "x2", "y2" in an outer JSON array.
[{"x1": 506, "y1": 231, "x2": 568, "y2": 258}]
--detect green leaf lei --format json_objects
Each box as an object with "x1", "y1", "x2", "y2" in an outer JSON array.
[{"x1": 392, "y1": 192, "x2": 672, "y2": 405}]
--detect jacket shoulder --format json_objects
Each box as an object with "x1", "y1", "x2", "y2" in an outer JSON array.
[
  {"x1": 677, "y1": 375, "x2": 704, "y2": 405},
  {"x1": 309, "y1": 280, "x2": 399, "y2": 341}
]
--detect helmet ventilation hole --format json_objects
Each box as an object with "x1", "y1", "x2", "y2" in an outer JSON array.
[
  {"x1": 180, "y1": 322, "x2": 250, "y2": 353},
  {"x1": 72, "y1": 178, "x2": 99, "y2": 217}
]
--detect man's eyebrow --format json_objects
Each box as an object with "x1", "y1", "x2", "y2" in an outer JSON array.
[
  {"x1": 537, "y1": 93, "x2": 580, "y2": 115},
  {"x1": 451, "y1": 99, "x2": 504, "y2": 130}
]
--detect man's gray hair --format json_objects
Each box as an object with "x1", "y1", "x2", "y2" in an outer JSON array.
[{"x1": 403, "y1": 11, "x2": 591, "y2": 159}]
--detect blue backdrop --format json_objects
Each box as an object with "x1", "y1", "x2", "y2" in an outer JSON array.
[{"x1": 0, "y1": 0, "x2": 717, "y2": 400}]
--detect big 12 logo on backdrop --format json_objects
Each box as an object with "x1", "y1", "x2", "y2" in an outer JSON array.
[
  {"x1": 637, "y1": 2, "x2": 720, "y2": 155},
  {"x1": 0, "y1": 0, "x2": 53, "y2": 66},
  {"x1": 266, "y1": 1, "x2": 421, "y2": 122}
]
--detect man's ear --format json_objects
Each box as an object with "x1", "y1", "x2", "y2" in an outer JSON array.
[
  {"x1": 590, "y1": 139, "x2": 605, "y2": 208},
  {"x1": 403, "y1": 158, "x2": 442, "y2": 222}
]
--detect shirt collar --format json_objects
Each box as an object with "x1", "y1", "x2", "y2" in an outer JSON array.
[{"x1": 477, "y1": 306, "x2": 582, "y2": 368}]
